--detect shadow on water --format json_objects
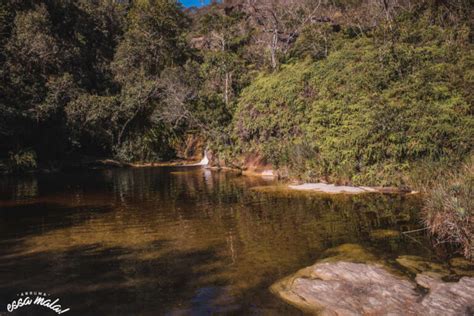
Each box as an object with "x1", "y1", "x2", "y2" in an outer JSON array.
[
  {"x1": 0, "y1": 242, "x2": 232, "y2": 315},
  {"x1": 0, "y1": 203, "x2": 113, "y2": 237},
  {"x1": 0, "y1": 167, "x2": 433, "y2": 315}
]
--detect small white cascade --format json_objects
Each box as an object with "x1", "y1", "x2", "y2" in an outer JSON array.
[
  {"x1": 196, "y1": 151, "x2": 209, "y2": 166},
  {"x1": 182, "y1": 150, "x2": 209, "y2": 167}
]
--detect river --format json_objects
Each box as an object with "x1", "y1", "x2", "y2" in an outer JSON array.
[{"x1": 0, "y1": 167, "x2": 439, "y2": 315}]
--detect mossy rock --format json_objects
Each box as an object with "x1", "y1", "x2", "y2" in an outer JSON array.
[
  {"x1": 320, "y1": 243, "x2": 379, "y2": 263},
  {"x1": 395, "y1": 213, "x2": 411, "y2": 224},
  {"x1": 396, "y1": 255, "x2": 450, "y2": 277},
  {"x1": 369, "y1": 229, "x2": 401, "y2": 240},
  {"x1": 449, "y1": 257, "x2": 474, "y2": 277}
]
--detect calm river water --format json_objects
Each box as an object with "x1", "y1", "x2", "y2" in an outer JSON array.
[{"x1": 0, "y1": 167, "x2": 437, "y2": 315}]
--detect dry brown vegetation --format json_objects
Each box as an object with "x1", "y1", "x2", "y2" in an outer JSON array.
[{"x1": 423, "y1": 158, "x2": 473, "y2": 260}]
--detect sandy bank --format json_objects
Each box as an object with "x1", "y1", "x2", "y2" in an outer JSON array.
[
  {"x1": 289, "y1": 183, "x2": 377, "y2": 194},
  {"x1": 288, "y1": 183, "x2": 417, "y2": 194}
]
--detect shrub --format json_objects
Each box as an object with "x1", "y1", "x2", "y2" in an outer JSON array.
[
  {"x1": 423, "y1": 159, "x2": 473, "y2": 260},
  {"x1": 232, "y1": 16, "x2": 473, "y2": 186},
  {"x1": 6, "y1": 149, "x2": 37, "y2": 173}
]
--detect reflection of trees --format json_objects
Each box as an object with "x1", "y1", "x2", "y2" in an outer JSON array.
[
  {"x1": 1, "y1": 168, "x2": 426, "y2": 313},
  {"x1": 0, "y1": 175, "x2": 38, "y2": 199},
  {"x1": 222, "y1": 192, "x2": 425, "y2": 293}
]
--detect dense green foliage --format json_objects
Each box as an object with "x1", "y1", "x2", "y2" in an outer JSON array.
[
  {"x1": 1, "y1": 0, "x2": 472, "y2": 185},
  {"x1": 234, "y1": 13, "x2": 473, "y2": 185},
  {"x1": 1, "y1": 0, "x2": 127, "y2": 163},
  {"x1": 1, "y1": 0, "x2": 188, "y2": 165}
]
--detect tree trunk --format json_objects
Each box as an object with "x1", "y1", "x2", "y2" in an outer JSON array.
[
  {"x1": 224, "y1": 71, "x2": 229, "y2": 106},
  {"x1": 270, "y1": 29, "x2": 278, "y2": 70}
]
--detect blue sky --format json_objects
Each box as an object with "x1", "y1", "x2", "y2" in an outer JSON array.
[{"x1": 179, "y1": 0, "x2": 210, "y2": 8}]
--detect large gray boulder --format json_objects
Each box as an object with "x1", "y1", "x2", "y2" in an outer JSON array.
[{"x1": 271, "y1": 261, "x2": 474, "y2": 316}]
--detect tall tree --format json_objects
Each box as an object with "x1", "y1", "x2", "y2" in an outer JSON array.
[{"x1": 67, "y1": 0, "x2": 190, "y2": 161}]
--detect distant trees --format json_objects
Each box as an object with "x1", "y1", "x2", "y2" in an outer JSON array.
[
  {"x1": 1, "y1": 0, "x2": 127, "y2": 162},
  {"x1": 108, "y1": 0, "x2": 190, "y2": 160},
  {"x1": 3, "y1": 3, "x2": 70, "y2": 159},
  {"x1": 112, "y1": 0, "x2": 189, "y2": 82},
  {"x1": 198, "y1": 6, "x2": 245, "y2": 105},
  {"x1": 244, "y1": 0, "x2": 324, "y2": 70},
  {"x1": 0, "y1": 0, "x2": 193, "y2": 163},
  {"x1": 231, "y1": 2, "x2": 473, "y2": 185},
  {"x1": 0, "y1": 0, "x2": 472, "y2": 171}
]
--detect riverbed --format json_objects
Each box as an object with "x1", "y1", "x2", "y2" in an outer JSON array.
[{"x1": 0, "y1": 167, "x2": 448, "y2": 315}]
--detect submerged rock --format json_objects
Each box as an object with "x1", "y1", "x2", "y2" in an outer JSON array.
[
  {"x1": 450, "y1": 257, "x2": 474, "y2": 277},
  {"x1": 396, "y1": 255, "x2": 450, "y2": 277},
  {"x1": 287, "y1": 183, "x2": 415, "y2": 194},
  {"x1": 289, "y1": 183, "x2": 377, "y2": 194},
  {"x1": 271, "y1": 261, "x2": 474, "y2": 315},
  {"x1": 369, "y1": 229, "x2": 401, "y2": 239},
  {"x1": 319, "y1": 243, "x2": 379, "y2": 263}
]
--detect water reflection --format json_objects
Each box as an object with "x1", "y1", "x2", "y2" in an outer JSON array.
[
  {"x1": 0, "y1": 175, "x2": 38, "y2": 200},
  {"x1": 0, "y1": 167, "x2": 430, "y2": 315}
]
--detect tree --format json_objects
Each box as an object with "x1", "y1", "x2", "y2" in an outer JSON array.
[
  {"x1": 1, "y1": 1, "x2": 127, "y2": 159},
  {"x1": 112, "y1": 0, "x2": 189, "y2": 83},
  {"x1": 106, "y1": 0, "x2": 190, "y2": 160},
  {"x1": 244, "y1": 0, "x2": 323, "y2": 70},
  {"x1": 197, "y1": 5, "x2": 248, "y2": 106}
]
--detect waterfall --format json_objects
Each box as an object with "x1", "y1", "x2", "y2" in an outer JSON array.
[
  {"x1": 196, "y1": 151, "x2": 209, "y2": 166},
  {"x1": 181, "y1": 150, "x2": 209, "y2": 167}
]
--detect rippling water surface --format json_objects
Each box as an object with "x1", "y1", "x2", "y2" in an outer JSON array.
[{"x1": 0, "y1": 167, "x2": 432, "y2": 315}]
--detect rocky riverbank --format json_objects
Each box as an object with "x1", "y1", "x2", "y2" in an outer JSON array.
[
  {"x1": 271, "y1": 244, "x2": 474, "y2": 315},
  {"x1": 272, "y1": 261, "x2": 474, "y2": 315},
  {"x1": 288, "y1": 183, "x2": 417, "y2": 194}
]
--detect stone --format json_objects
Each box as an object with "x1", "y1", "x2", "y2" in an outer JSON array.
[
  {"x1": 320, "y1": 243, "x2": 379, "y2": 263},
  {"x1": 288, "y1": 183, "x2": 377, "y2": 194},
  {"x1": 396, "y1": 255, "x2": 450, "y2": 277},
  {"x1": 450, "y1": 257, "x2": 474, "y2": 277},
  {"x1": 416, "y1": 274, "x2": 474, "y2": 315},
  {"x1": 271, "y1": 261, "x2": 474, "y2": 316},
  {"x1": 271, "y1": 261, "x2": 419, "y2": 315},
  {"x1": 369, "y1": 229, "x2": 401, "y2": 239}
]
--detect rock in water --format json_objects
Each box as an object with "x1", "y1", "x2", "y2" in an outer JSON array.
[
  {"x1": 449, "y1": 257, "x2": 474, "y2": 277},
  {"x1": 271, "y1": 261, "x2": 474, "y2": 315},
  {"x1": 416, "y1": 274, "x2": 474, "y2": 316},
  {"x1": 272, "y1": 261, "x2": 419, "y2": 315},
  {"x1": 396, "y1": 255, "x2": 450, "y2": 277}
]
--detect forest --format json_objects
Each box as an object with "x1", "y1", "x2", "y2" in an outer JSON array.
[{"x1": 0, "y1": 1, "x2": 472, "y2": 256}]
